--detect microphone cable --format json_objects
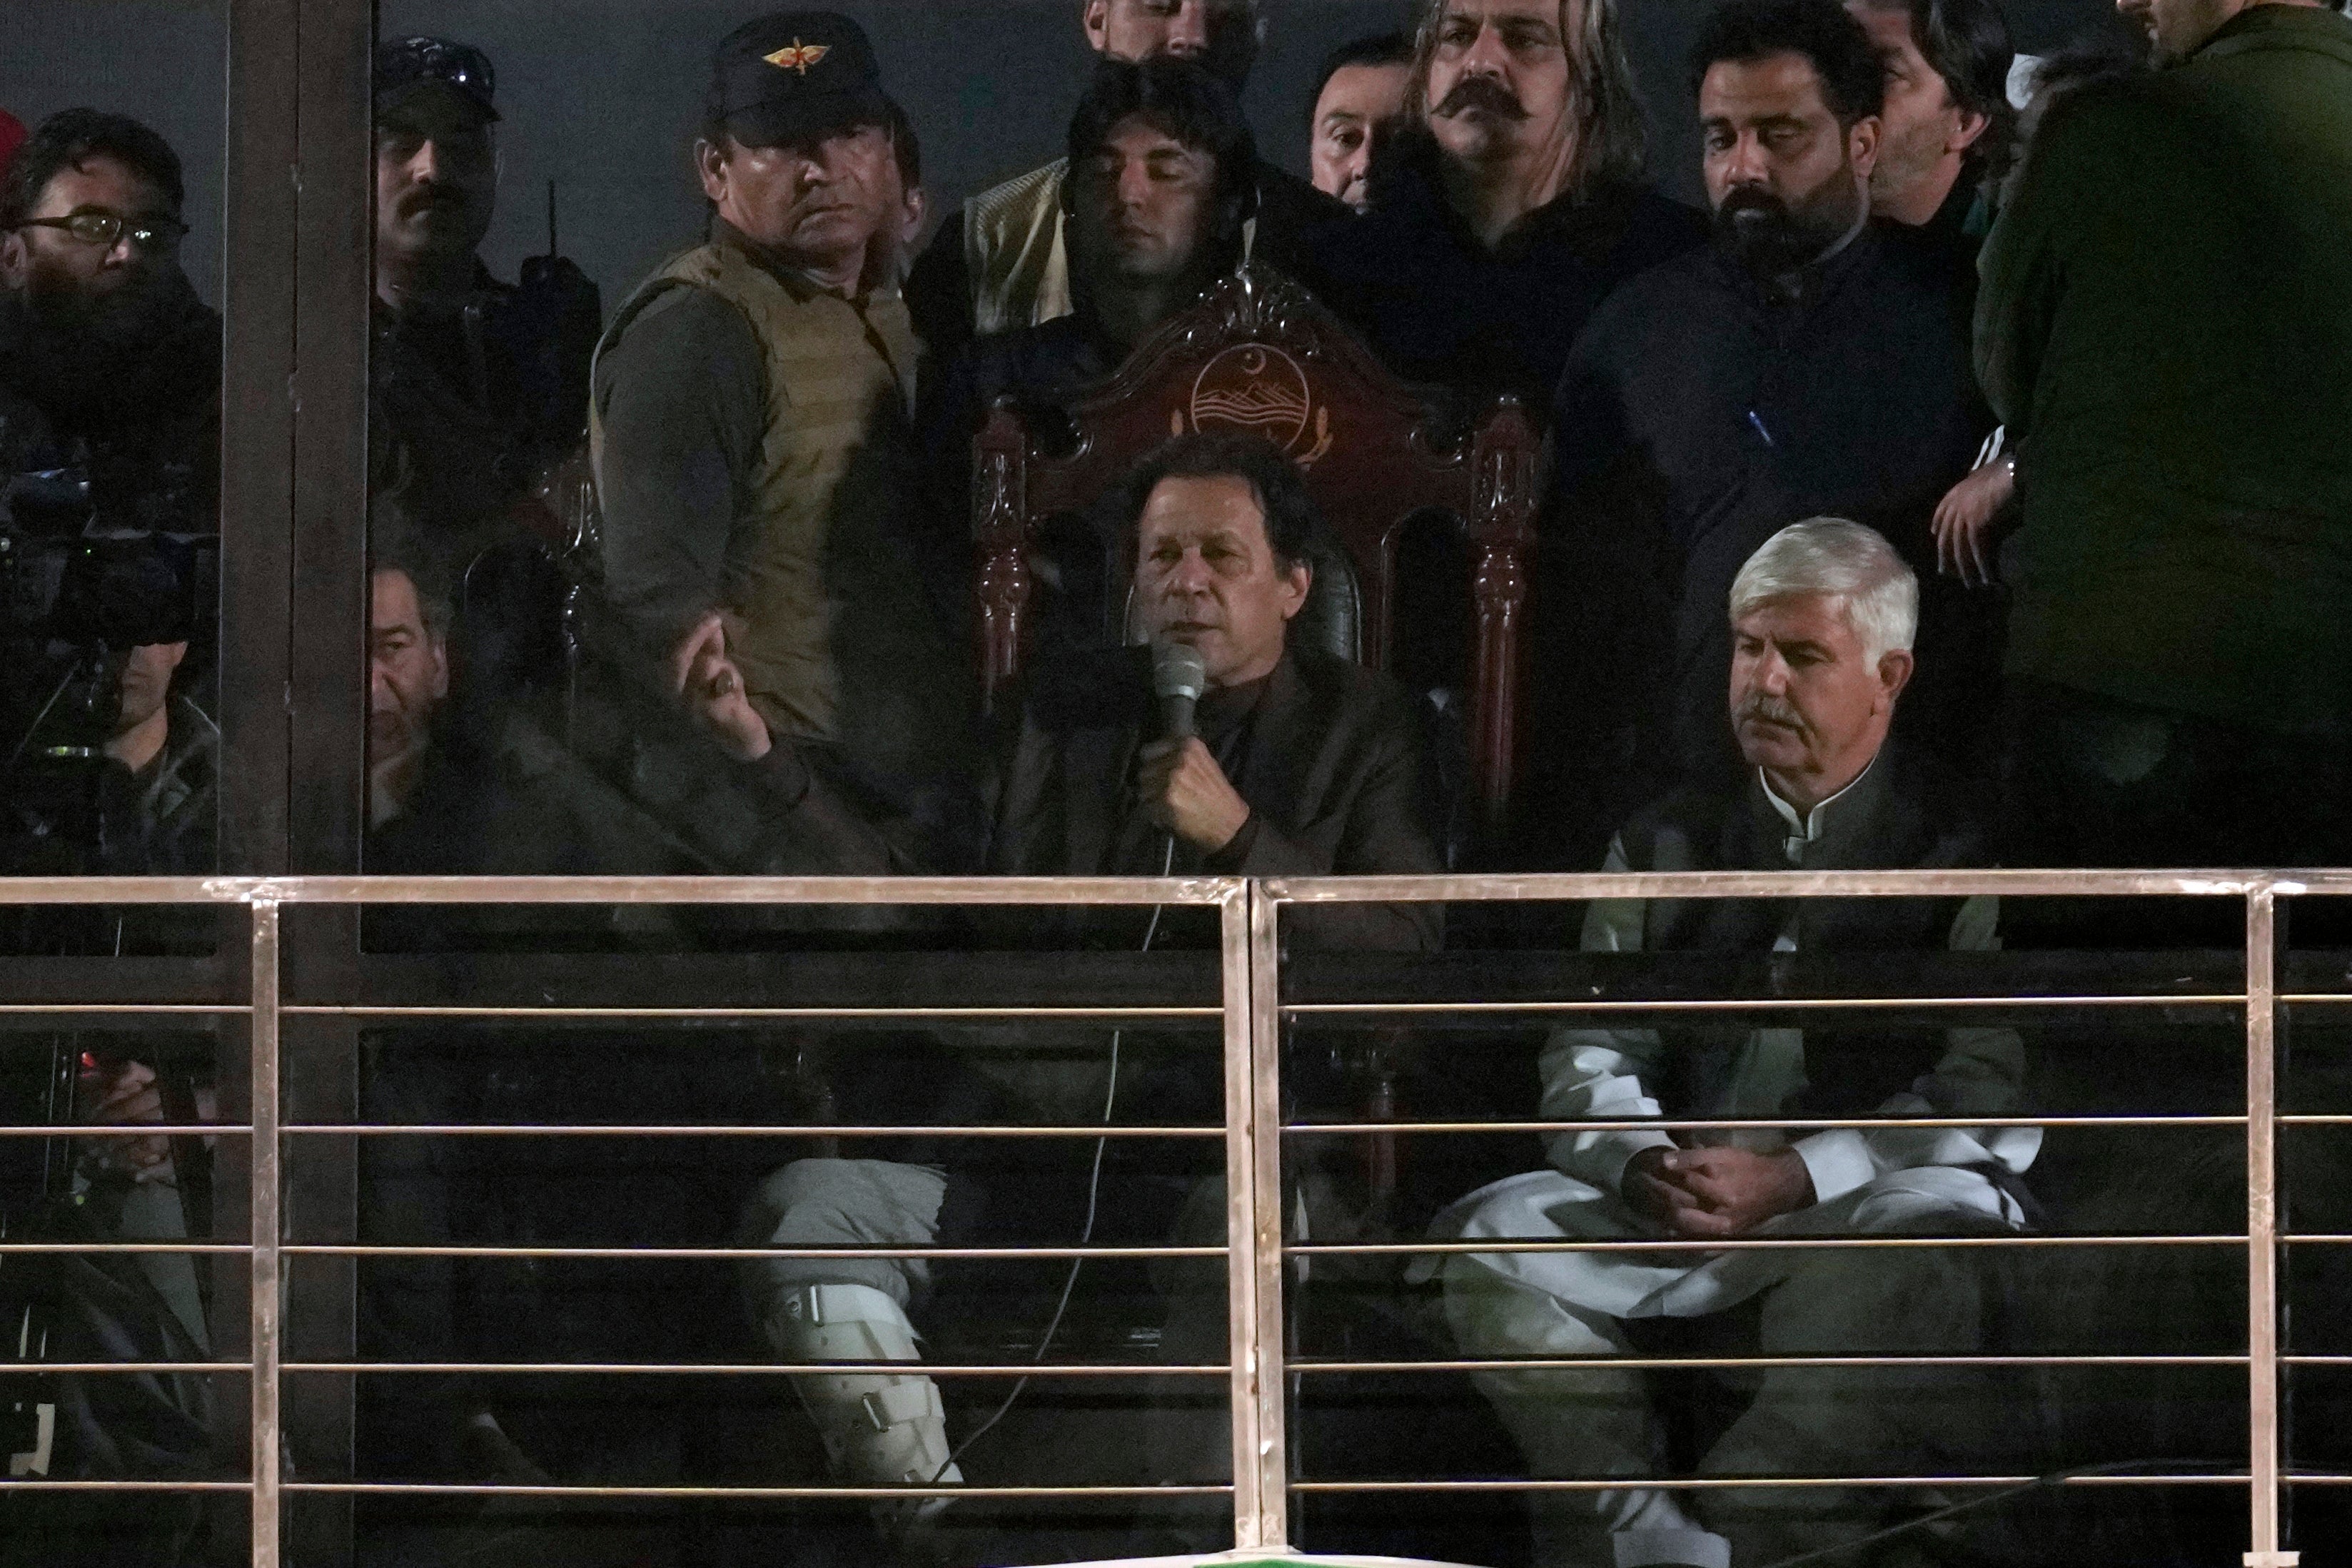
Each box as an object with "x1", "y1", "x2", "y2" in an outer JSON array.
[{"x1": 932, "y1": 833, "x2": 1178, "y2": 1482}]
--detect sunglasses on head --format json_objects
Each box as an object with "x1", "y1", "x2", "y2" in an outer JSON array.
[{"x1": 376, "y1": 36, "x2": 498, "y2": 104}]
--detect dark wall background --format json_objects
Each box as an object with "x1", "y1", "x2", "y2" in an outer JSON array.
[{"x1": 2, "y1": 0, "x2": 2123, "y2": 315}]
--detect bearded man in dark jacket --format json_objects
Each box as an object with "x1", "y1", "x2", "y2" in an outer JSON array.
[
  {"x1": 1539, "y1": 0, "x2": 1989, "y2": 867},
  {"x1": 0, "y1": 110, "x2": 218, "y2": 539}
]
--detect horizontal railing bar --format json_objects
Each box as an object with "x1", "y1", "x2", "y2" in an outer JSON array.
[
  {"x1": 1286, "y1": 1116, "x2": 2246, "y2": 1135},
  {"x1": 41, "y1": 1355, "x2": 2246, "y2": 1376},
  {"x1": 280, "y1": 1482, "x2": 1233, "y2": 1499},
  {"x1": 1268, "y1": 871, "x2": 2311, "y2": 902},
  {"x1": 2280, "y1": 1115, "x2": 2352, "y2": 1124},
  {"x1": 1287, "y1": 1475, "x2": 2248, "y2": 1493},
  {"x1": 2284, "y1": 1475, "x2": 2352, "y2": 1484},
  {"x1": 281, "y1": 1005, "x2": 1221, "y2": 1021},
  {"x1": 0, "y1": 1243, "x2": 248, "y2": 1254},
  {"x1": 2283, "y1": 1357, "x2": 2352, "y2": 1365},
  {"x1": 0, "y1": 1116, "x2": 2245, "y2": 1140},
  {"x1": 279, "y1": 1123, "x2": 1226, "y2": 1138},
  {"x1": 1290, "y1": 1235, "x2": 2246, "y2": 1255},
  {"x1": 280, "y1": 1244, "x2": 1227, "y2": 1260},
  {"x1": 14, "y1": 1113, "x2": 2256, "y2": 1140},
  {"x1": 0, "y1": 1004, "x2": 248, "y2": 1015},
  {"x1": 2285, "y1": 1235, "x2": 2352, "y2": 1243},
  {"x1": 0, "y1": 876, "x2": 1237, "y2": 906},
  {"x1": 0, "y1": 1480, "x2": 254, "y2": 1493},
  {"x1": 1287, "y1": 995, "x2": 2243, "y2": 1016},
  {"x1": 282, "y1": 1361, "x2": 1226, "y2": 1377},
  {"x1": 0, "y1": 1126, "x2": 248, "y2": 1137},
  {"x1": 1, "y1": 1362, "x2": 251, "y2": 1374},
  {"x1": 1291, "y1": 1354, "x2": 2251, "y2": 1372},
  {"x1": 0, "y1": 870, "x2": 2341, "y2": 909}
]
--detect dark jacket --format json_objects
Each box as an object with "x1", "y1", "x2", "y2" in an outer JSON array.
[
  {"x1": 1975, "y1": 4, "x2": 2352, "y2": 737},
  {"x1": 1308, "y1": 131, "x2": 1706, "y2": 413},
  {"x1": 1550, "y1": 223, "x2": 1988, "y2": 784},
  {"x1": 0, "y1": 273, "x2": 219, "y2": 536},
  {"x1": 369, "y1": 258, "x2": 600, "y2": 580},
  {"x1": 1612, "y1": 744, "x2": 1992, "y2": 1120},
  {"x1": 989, "y1": 647, "x2": 1445, "y2": 951}
]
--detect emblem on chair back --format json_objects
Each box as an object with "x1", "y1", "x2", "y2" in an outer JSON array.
[
  {"x1": 971, "y1": 265, "x2": 1546, "y2": 822},
  {"x1": 1178, "y1": 344, "x2": 1333, "y2": 467}
]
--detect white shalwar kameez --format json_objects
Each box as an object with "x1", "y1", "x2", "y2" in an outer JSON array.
[{"x1": 1423, "y1": 780, "x2": 2041, "y2": 1568}]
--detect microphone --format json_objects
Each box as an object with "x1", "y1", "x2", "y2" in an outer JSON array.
[{"x1": 1151, "y1": 641, "x2": 1208, "y2": 742}]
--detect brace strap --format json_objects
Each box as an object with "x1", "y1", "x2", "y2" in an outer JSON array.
[
  {"x1": 858, "y1": 1379, "x2": 946, "y2": 1432},
  {"x1": 789, "y1": 1283, "x2": 904, "y2": 1330}
]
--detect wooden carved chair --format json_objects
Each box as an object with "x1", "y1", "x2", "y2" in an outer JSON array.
[{"x1": 971, "y1": 265, "x2": 1545, "y2": 829}]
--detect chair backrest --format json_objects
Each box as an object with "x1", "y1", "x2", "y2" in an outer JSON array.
[{"x1": 972, "y1": 265, "x2": 1545, "y2": 823}]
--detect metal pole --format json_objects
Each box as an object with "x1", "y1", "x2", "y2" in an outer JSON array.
[
  {"x1": 249, "y1": 902, "x2": 282, "y2": 1568},
  {"x1": 1219, "y1": 884, "x2": 1264, "y2": 1548},
  {"x1": 2245, "y1": 885, "x2": 2296, "y2": 1568},
  {"x1": 1246, "y1": 884, "x2": 1289, "y2": 1550}
]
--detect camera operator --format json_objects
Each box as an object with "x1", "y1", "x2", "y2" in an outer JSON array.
[
  {"x1": 0, "y1": 110, "x2": 218, "y2": 539},
  {"x1": 0, "y1": 538, "x2": 216, "y2": 959},
  {"x1": 92, "y1": 634, "x2": 213, "y2": 879}
]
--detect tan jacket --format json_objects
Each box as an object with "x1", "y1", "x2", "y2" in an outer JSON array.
[{"x1": 964, "y1": 160, "x2": 1074, "y2": 338}]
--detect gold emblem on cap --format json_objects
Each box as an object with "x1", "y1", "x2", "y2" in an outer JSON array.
[{"x1": 763, "y1": 39, "x2": 832, "y2": 74}]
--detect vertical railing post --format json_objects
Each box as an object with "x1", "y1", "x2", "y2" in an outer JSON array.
[
  {"x1": 1220, "y1": 883, "x2": 1264, "y2": 1547},
  {"x1": 248, "y1": 900, "x2": 281, "y2": 1568},
  {"x1": 2244, "y1": 884, "x2": 2296, "y2": 1568},
  {"x1": 1245, "y1": 883, "x2": 1289, "y2": 1550}
]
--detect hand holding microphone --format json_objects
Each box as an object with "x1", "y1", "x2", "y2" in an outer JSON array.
[{"x1": 1137, "y1": 641, "x2": 1252, "y2": 854}]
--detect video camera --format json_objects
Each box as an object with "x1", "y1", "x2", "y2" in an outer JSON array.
[{"x1": 0, "y1": 457, "x2": 214, "y2": 869}]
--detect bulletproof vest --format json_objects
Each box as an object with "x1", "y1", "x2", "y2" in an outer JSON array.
[
  {"x1": 592, "y1": 241, "x2": 927, "y2": 757},
  {"x1": 1617, "y1": 751, "x2": 1987, "y2": 1121}
]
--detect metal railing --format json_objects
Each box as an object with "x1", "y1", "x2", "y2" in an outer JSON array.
[{"x1": 0, "y1": 870, "x2": 2334, "y2": 1567}]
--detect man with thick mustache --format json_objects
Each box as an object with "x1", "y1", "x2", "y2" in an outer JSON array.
[
  {"x1": 1545, "y1": 0, "x2": 1989, "y2": 826},
  {"x1": 1428, "y1": 519, "x2": 2035, "y2": 1568},
  {"x1": 1311, "y1": 0, "x2": 1705, "y2": 410},
  {"x1": 369, "y1": 36, "x2": 601, "y2": 582}
]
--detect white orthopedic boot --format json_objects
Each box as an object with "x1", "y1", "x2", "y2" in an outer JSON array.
[{"x1": 762, "y1": 1283, "x2": 964, "y2": 1493}]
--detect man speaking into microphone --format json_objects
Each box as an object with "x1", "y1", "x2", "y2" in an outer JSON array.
[
  {"x1": 990, "y1": 430, "x2": 1445, "y2": 949},
  {"x1": 732, "y1": 435, "x2": 1441, "y2": 1533}
]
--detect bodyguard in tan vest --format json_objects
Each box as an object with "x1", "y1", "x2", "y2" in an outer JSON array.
[{"x1": 592, "y1": 10, "x2": 975, "y2": 851}]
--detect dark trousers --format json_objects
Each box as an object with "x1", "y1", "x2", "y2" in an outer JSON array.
[{"x1": 2000, "y1": 678, "x2": 2352, "y2": 946}]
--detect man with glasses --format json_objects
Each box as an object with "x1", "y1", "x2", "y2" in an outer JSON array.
[
  {"x1": 0, "y1": 108, "x2": 218, "y2": 537},
  {"x1": 369, "y1": 36, "x2": 601, "y2": 590}
]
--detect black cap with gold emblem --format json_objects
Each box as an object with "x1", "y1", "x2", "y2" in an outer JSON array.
[{"x1": 707, "y1": 11, "x2": 889, "y2": 149}]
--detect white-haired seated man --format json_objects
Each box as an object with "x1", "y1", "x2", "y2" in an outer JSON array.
[{"x1": 1425, "y1": 519, "x2": 2039, "y2": 1568}]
